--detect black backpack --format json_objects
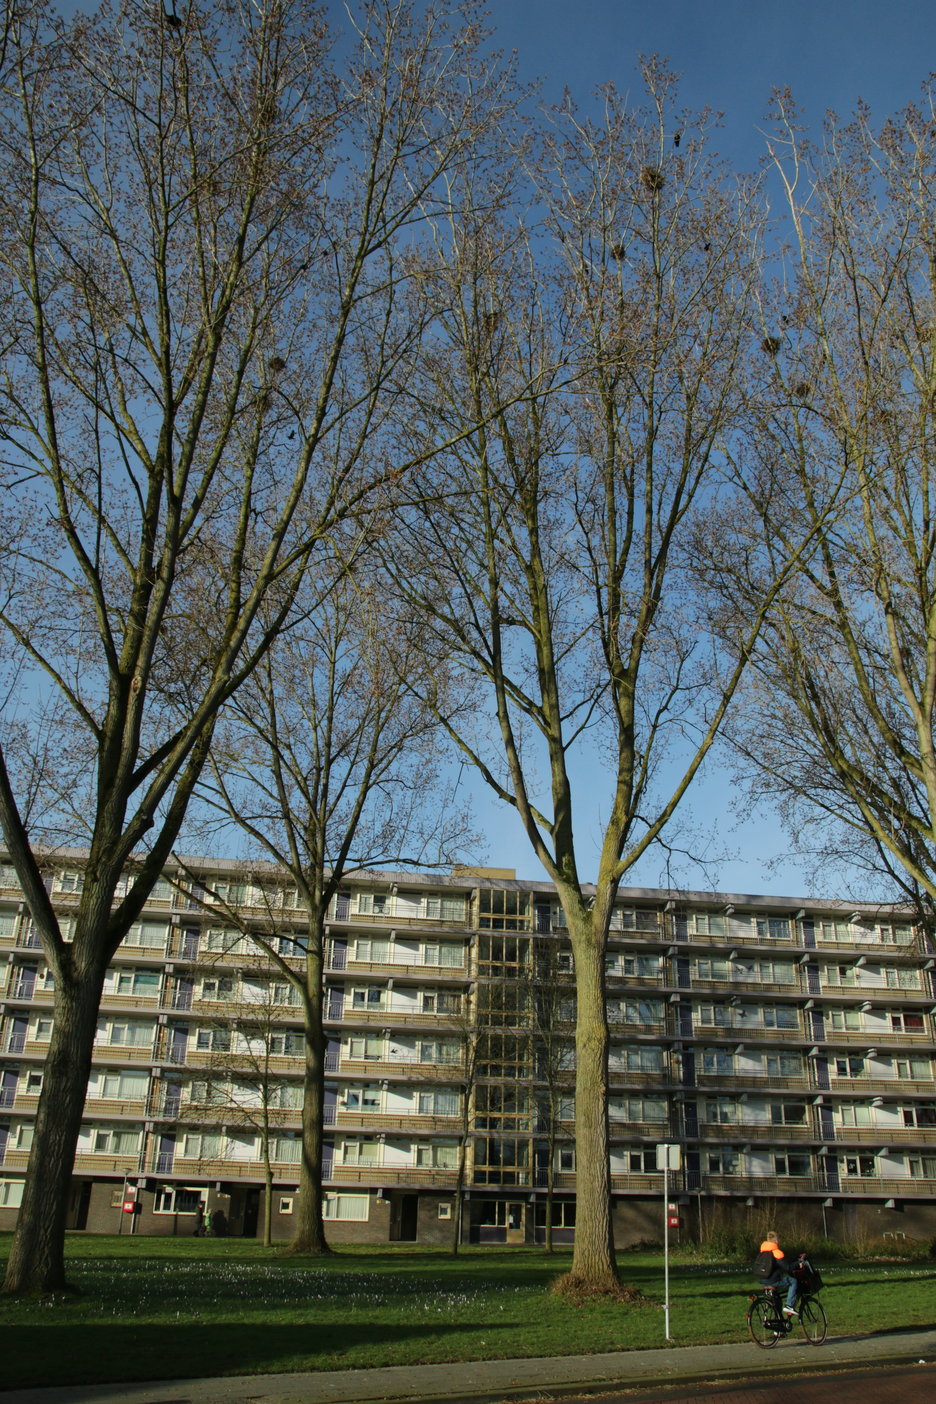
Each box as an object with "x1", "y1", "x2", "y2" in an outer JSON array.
[{"x1": 754, "y1": 1249, "x2": 776, "y2": 1279}]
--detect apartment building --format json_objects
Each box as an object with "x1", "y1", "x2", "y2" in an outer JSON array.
[{"x1": 2, "y1": 854, "x2": 936, "y2": 1246}]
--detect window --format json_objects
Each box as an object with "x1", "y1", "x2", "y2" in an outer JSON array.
[
  {"x1": 884, "y1": 967, "x2": 920, "y2": 989},
  {"x1": 351, "y1": 987, "x2": 384, "y2": 1009},
  {"x1": 478, "y1": 888, "x2": 532, "y2": 931},
  {"x1": 196, "y1": 1029, "x2": 231, "y2": 1052},
  {"x1": 707, "y1": 1151, "x2": 740, "y2": 1175},
  {"x1": 759, "y1": 1052, "x2": 802, "y2": 1077},
  {"x1": 535, "y1": 1200, "x2": 576, "y2": 1228},
  {"x1": 344, "y1": 1087, "x2": 382, "y2": 1112},
  {"x1": 414, "y1": 1143, "x2": 457, "y2": 1169},
  {"x1": 417, "y1": 1090, "x2": 459, "y2": 1116},
  {"x1": 761, "y1": 1006, "x2": 799, "y2": 1029},
  {"x1": 125, "y1": 921, "x2": 168, "y2": 949},
  {"x1": 624, "y1": 1046, "x2": 664, "y2": 1072},
  {"x1": 0, "y1": 1180, "x2": 25, "y2": 1207},
  {"x1": 437, "y1": 1202, "x2": 452, "y2": 1219},
  {"x1": 891, "y1": 1012, "x2": 925, "y2": 1033},
  {"x1": 424, "y1": 895, "x2": 466, "y2": 922},
  {"x1": 893, "y1": 1057, "x2": 932, "y2": 1080},
  {"x1": 817, "y1": 920, "x2": 853, "y2": 944},
  {"x1": 154, "y1": 1186, "x2": 205, "y2": 1214},
  {"x1": 323, "y1": 1193, "x2": 369, "y2": 1221},
  {"x1": 347, "y1": 1034, "x2": 383, "y2": 1060},
  {"x1": 691, "y1": 911, "x2": 726, "y2": 935},
  {"x1": 269, "y1": 1032, "x2": 302, "y2": 1055},
  {"x1": 902, "y1": 1105, "x2": 936, "y2": 1127},
  {"x1": 354, "y1": 938, "x2": 390, "y2": 963},
  {"x1": 756, "y1": 916, "x2": 791, "y2": 940},
  {"x1": 697, "y1": 1003, "x2": 731, "y2": 1026},
  {"x1": 24, "y1": 1071, "x2": 43, "y2": 1095},
  {"x1": 92, "y1": 1071, "x2": 148, "y2": 1100},
  {"x1": 835, "y1": 1056, "x2": 865, "y2": 1079},
  {"x1": 91, "y1": 1128, "x2": 140, "y2": 1154},
  {"x1": 278, "y1": 1196, "x2": 294, "y2": 1214},
  {"x1": 701, "y1": 1049, "x2": 734, "y2": 1075},
  {"x1": 843, "y1": 1155, "x2": 877, "y2": 1178},
  {"x1": 200, "y1": 976, "x2": 236, "y2": 1001},
  {"x1": 341, "y1": 1139, "x2": 379, "y2": 1165},
  {"x1": 356, "y1": 892, "x2": 390, "y2": 916},
  {"x1": 905, "y1": 1156, "x2": 936, "y2": 1178},
  {"x1": 182, "y1": 1133, "x2": 222, "y2": 1159},
  {"x1": 829, "y1": 1009, "x2": 863, "y2": 1031},
  {"x1": 838, "y1": 1103, "x2": 873, "y2": 1127},
  {"x1": 115, "y1": 969, "x2": 161, "y2": 997},
  {"x1": 770, "y1": 1102, "x2": 807, "y2": 1125},
  {"x1": 826, "y1": 965, "x2": 857, "y2": 987},
  {"x1": 272, "y1": 1136, "x2": 301, "y2": 1163},
  {"x1": 418, "y1": 1039, "x2": 459, "y2": 1064},
  {"x1": 774, "y1": 1153, "x2": 811, "y2": 1176},
  {"x1": 705, "y1": 1097, "x2": 737, "y2": 1124},
  {"x1": 34, "y1": 1017, "x2": 54, "y2": 1040},
  {"x1": 101, "y1": 1020, "x2": 151, "y2": 1047},
  {"x1": 57, "y1": 871, "x2": 85, "y2": 894},
  {"x1": 695, "y1": 959, "x2": 728, "y2": 981}
]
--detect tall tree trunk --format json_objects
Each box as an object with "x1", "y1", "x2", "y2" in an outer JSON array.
[
  {"x1": 3, "y1": 962, "x2": 106, "y2": 1293},
  {"x1": 567, "y1": 921, "x2": 616, "y2": 1289},
  {"x1": 289, "y1": 932, "x2": 330, "y2": 1254},
  {"x1": 452, "y1": 1129, "x2": 468, "y2": 1255},
  {"x1": 263, "y1": 1163, "x2": 274, "y2": 1249},
  {"x1": 545, "y1": 1108, "x2": 556, "y2": 1254}
]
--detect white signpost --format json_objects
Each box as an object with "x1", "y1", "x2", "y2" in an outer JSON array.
[{"x1": 656, "y1": 1143, "x2": 681, "y2": 1340}]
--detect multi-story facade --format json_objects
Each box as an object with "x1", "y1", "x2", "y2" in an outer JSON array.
[{"x1": 2, "y1": 854, "x2": 936, "y2": 1245}]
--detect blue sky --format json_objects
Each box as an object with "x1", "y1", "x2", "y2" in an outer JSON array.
[
  {"x1": 494, "y1": 0, "x2": 935, "y2": 172},
  {"x1": 50, "y1": 1, "x2": 936, "y2": 901}
]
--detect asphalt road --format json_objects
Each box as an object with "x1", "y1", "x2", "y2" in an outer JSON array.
[{"x1": 532, "y1": 1361, "x2": 936, "y2": 1404}]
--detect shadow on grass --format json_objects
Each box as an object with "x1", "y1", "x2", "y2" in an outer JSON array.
[{"x1": 0, "y1": 1318, "x2": 500, "y2": 1390}]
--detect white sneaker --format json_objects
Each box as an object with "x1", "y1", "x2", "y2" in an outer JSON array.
[{"x1": 783, "y1": 1306, "x2": 798, "y2": 1317}]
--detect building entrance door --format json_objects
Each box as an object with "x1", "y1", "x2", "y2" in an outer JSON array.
[{"x1": 506, "y1": 1201, "x2": 525, "y2": 1244}]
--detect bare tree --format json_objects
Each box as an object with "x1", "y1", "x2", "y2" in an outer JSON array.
[
  {"x1": 390, "y1": 63, "x2": 770, "y2": 1290},
  {"x1": 704, "y1": 87, "x2": 936, "y2": 922},
  {"x1": 189, "y1": 570, "x2": 472, "y2": 1254},
  {"x1": 0, "y1": 0, "x2": 511, "y2": 1292}
]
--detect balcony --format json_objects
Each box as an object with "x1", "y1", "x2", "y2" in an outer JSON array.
[
  {"x1": 339, "y1": 1057, "x2": 462, "y2": 1081},
  {"x1": 827, "y1": 1125, "x2": 936, "y2": 1145},
  {"x1": 325, "y1": 1110, "x2": 460, "y2": 1133},
  {"x1": 82, "y1": 1096, "x2": 149, "y2": 1119},
  {"x1": 697, "y1": 1123, "x2": 815, "y2": 1142},
  {"x1": 94, "y1": 1043, "x2": 155, "y2": 1063}
]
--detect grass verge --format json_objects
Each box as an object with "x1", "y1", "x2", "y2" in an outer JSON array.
[{"x1": 0, "y1": 1233, "x2": 933, "y2": 1389}]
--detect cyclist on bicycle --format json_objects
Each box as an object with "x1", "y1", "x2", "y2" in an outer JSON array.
[{"x1": 755, "y1": 1230, "x2": 800, "y2": 1316}]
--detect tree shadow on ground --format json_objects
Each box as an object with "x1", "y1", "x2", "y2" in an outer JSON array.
[{"x1": 0, "y1": 1319, "x2": 500, "y2": 1390}]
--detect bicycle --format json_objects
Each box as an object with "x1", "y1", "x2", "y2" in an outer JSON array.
[{"x1": 747, "y1": 1285, "x2": 827, "y2": 1348}]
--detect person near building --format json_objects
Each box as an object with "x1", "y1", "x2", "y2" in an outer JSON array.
[{"x1": 755, "y1": 1230, "x2": 800, "y2": 1315}]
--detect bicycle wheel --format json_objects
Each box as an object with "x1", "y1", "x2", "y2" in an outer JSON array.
[
  {"x1": 747, "y1": 1295, "x2": 782, "y2": 1348},
  {"x1": 799, "y1": 1296, "x2": 827, "y2": 1344}
]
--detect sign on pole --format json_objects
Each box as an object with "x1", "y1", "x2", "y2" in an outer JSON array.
[{"x1": 656, "y1": 1144, "x2": 681, "y2": 1341}]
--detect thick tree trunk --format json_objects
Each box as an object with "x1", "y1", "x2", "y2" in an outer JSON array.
[
  {"x1": 288, "y1": 931, "x2": 330, "y2": 1255},
  {"x1": 568, "y1": 922, "x2": 617, "y2": 1289},
  {"x1": 263, "y1": 1163, "x2": 274, "y2": 1249},
  {"x1": 452, "y1": 1131, "x2": 468, "y2": 1255},
  {"x1": 2, "y1": 963, "x2": 106, "y2": 1294}
]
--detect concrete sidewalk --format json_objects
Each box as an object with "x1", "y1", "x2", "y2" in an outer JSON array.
[{"x1": 4, "y1": 1325, "x2": 935, "y2": 1404}]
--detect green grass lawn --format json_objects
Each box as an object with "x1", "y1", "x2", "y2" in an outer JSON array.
[{"x1": 1, "y1": 1234, "x2": 934, "y2": 1389}]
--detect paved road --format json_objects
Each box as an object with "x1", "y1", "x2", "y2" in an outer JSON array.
[
  {"x1": 530, "y1": 1362, "x2": 936, "y2": 1404},
  {"x1": 3, "y1": 1327, "x2": 935, "y2": 1404}
]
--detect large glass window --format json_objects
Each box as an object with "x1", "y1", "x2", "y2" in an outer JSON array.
[{"x1": 479, "y1": 889, "x2": 532, "y2": 931}]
